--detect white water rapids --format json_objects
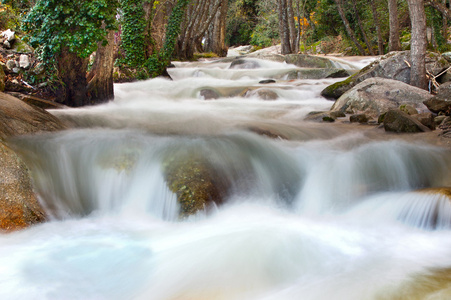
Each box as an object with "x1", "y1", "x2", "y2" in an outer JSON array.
[{"x1": 3, "y1": 56, "x2": 451, "y2": 299}]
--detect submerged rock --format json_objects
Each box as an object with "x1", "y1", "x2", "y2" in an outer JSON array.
[
  {"x1": 200, "y1": 88, "x2": 220, "y2": 100},
  {"x1": 0, "y1": 142, "x2": 46, "y2": 231},
  {"x1": 230, "y1": 59, "x2": 261, "y2": 69},
  {"x1": 244, "y1": 88, "x2": 278, "y2": 100},
  {"x1": 330, "y1": 78, "x2": 433, "y2": 119},
  {"x1": 321, "y1": 51, "x2": 449, "y2": 100},
  {"x1": 163, "y1": 153, "x2": 229, "y2": 217}
]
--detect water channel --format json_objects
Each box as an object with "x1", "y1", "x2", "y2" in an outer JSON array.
[{"x1": 2, "y1": 53, "x2": 451, "y2": 299}]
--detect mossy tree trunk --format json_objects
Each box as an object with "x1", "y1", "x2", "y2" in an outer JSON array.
[
  {"x1": 87, "y1": 30, "x2": 115, "y2": 104},
  {"x1": 55, "y1": 48, "x2": 89, "y2": 107}
]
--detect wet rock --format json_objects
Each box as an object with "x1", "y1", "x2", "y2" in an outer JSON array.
[
  {"x1": 247, "y1": 126, "x2": 288, "y2": 139},
  {"x1": 163, "y1": 154, "x2": 229, "y2": 217},
  {"x1": 321, "y1": 51, "x2": 449, "y2": 100},
  {"x1": 330, "y1": 78, "x2": 433, "y2": 119},
  {"x1": 230, "y1": 59, "x2": 260, "y2": 69},
  {"x1": 200, "y1": 89, "x2": 220, "y2": 100},
  {"x1": 412, "y1": 112, "x2": 436, "y2": 130},
  {"x1": 245, "y1": 88, "x2": 278, "y2": 100},
  {"x1": 349, "y1": 113, "x2": 369, "y2": 123},
  {"x1": 0, "y1": 92, "x2": 65, "y2": 140},
  {"x1": 259, "y1": 79, "x2": 276, "y2": 84},
  {"x1": 0, "y1": 142, "x2": 46, "y2": 231},
  {"x1": 383, "y1": 109, "x2": 431, "y2": 133},
  {"x1": 330, "y1": 111, "x2": 346, "y2": 118},
  {"x1": 305, "y1": 111, "x2": 336, "y2": 122}
]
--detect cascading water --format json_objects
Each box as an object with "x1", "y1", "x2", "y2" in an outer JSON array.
[{"x1": 3, "y1": 56, "x2": 451, "y2": 300}]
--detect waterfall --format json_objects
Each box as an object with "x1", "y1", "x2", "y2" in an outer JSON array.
[{"x1": 3, "y1": 54, "x2": 451, "y2": 300}]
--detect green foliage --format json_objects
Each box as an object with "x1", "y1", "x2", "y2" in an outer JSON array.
[
  {"x1": 226, "y1": 0, "x2": 258, "y2": 46},
  {"x1": 119, "y1": 0, "x2": 147, "y2": 68},
  {"x1": 0, "y1": 4, "x2": 22, "y2": 31},
  {"x1": 22, "y1": 0, "x2": 118, "y2": 62},
  {"x1": 146, "y1": 0, "x2": 189, "y2": 77}
]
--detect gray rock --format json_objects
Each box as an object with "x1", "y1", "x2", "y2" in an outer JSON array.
[
  {"x1": 19, "y1": 55, "x2": 30, "y2": 69},
  {"x1": 245, "y1": 88, "x2": 278, "y2": 100},
  {"x1": 230, "y1": 59, "x2": 260, "y2": 69},
  {"x1": 200, "y1": 89, "x2": 220, "y2": 100},
  {"x1": 330, "y1": 78, "x2": 433, "y2": 118},
  {"x1": 6, "y1": 59, "x2": 16, "y2": 70},
  {"x1": 383, "y1": 109, "x2": 431, "y2": 133},
  {"x1": 424, "y1": 81, "x2": 451, "y2": 115},
  {"x1": 321, "y1": 51, "x2": 449, "y2": 99}
]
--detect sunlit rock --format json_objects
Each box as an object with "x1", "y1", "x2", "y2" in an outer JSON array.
[
  {"x1": 0, "y1": 142, "x2": 46, "y2": 231},
  {"x1": 321, "y1": 51, "x2": 449, "y2": 100},
  {"x1": 330, "y1": 78, "x2": 432, "y2": 119}
]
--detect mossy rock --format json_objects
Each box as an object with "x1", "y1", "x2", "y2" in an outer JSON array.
[
  {"x1": 321, "y1": 51, "x2": 450, "y2": 100},
  {"x1": 12, "y1": 37, "x2": 33, "y2": 54},
  {"x1": 163, "y1": 153, "x2": 229, "y2": 217}
]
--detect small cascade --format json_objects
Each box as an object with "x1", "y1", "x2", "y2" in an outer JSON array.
[{"x1": 3, "y1": 54, "x2": 451, "y2": 300}]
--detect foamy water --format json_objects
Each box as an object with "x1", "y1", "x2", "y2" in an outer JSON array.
[{"x1": 4, "y1": 56, "x2": 451, "y2": 299}]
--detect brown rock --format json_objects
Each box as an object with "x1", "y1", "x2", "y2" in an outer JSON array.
[
  {"x1": 0, "y1": 92, "x2": 65, "y2": 140},
  {"x1": 383, "y1": 109, "x2": 431, "y2": 133},
  {"x1": 0, "y1": 142, "x2": 46, "y2": 231},
  {"x1": 412, "y1": 112, "x2": 436, "y2": 130}
]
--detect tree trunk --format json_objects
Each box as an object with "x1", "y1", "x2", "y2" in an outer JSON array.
[
  {"x1": 370, "y1": 0, "x2": 384, "y2": 55},
  {"x1": 287, "y1": 0, "x2": 298, "y2": 53},
  {"x1": 444, "y1": 0, "x2": 448, "y2": 41},
  {"x1": 351, "y1": 0, "x2": 375, "y2": 55},
  {"x1": 55, "y1": 49, "x2": 89, "y2": 107},
  {"x1": 278, "y1": 0, "x2": 292, "y2": 54},
  {"x1": 333, "y1": 0, "x2": 365, "y2": 55},
  {"x1": 87, "y1": 30, "x2": 115, "y2": 104},
  {"x1": 388, "y1": 0, "x2": 401, "y2": 51},
  {"x1": 407, "y1": 0, "x2": 428, "y2": 89}
]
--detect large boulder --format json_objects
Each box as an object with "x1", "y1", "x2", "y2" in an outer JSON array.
[
  {"x1": 0, "y1": 92, "x2": 65, "y2": 139},
  {"x1": 321, "y1": 51, "x2": 449, "y2": 99},
  {"x1": 0, "y1": 92, "x2": 65, "y2": 231},
  {"x1": 0, "y1": 142, "x2": 46, "y2": 231},
  {"x1": 330, "y1": 78, "x2": 433, "y2": 118},
  {"x1": 284, "y1": 54, "x2": 337, "y2": 68},
  {"x1": 423, "y1": 81, "x2": 451, "y2": 115}
]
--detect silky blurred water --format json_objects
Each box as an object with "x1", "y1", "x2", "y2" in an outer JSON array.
[{"x1": 4, "y1": 56, "x2": 451, "y2": 300}]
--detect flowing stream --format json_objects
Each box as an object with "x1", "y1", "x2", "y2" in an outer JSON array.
[{"x1": 3, "y1": 56, "x2": 451, "y2": 299}]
